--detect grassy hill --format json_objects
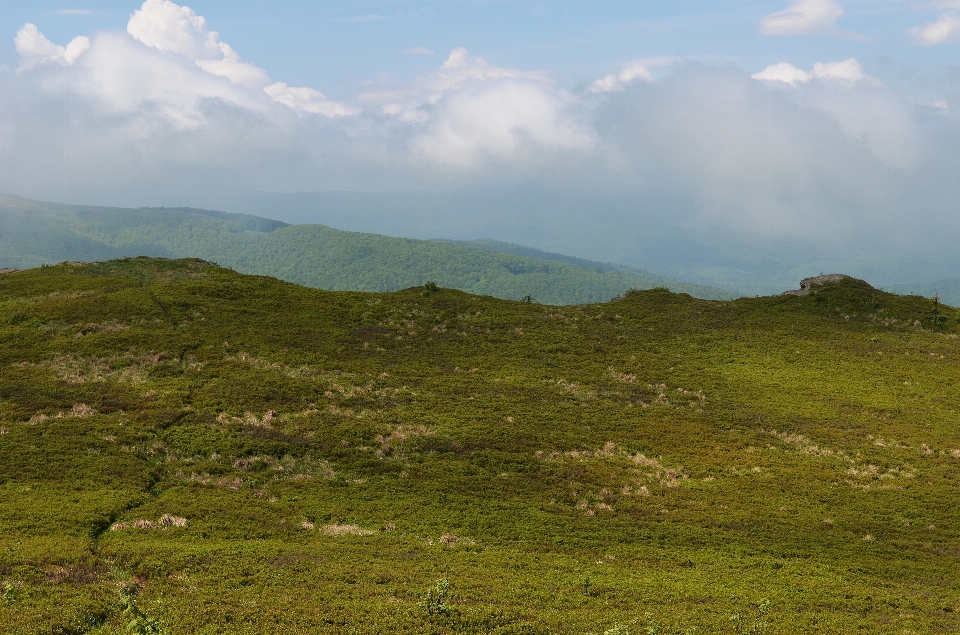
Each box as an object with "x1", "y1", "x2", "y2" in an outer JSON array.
[
  {"x1": 0, "y1": 195, "x2": 735, "y2": 304},
  {"x1": 0, "y1": 259, "x2": 958, "y2": 633},
  {"x1": 889, "y1": 277, "x2": 960, "y2": 309}
]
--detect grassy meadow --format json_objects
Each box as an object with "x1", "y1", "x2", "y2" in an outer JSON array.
[{"x1": 0, "y1": 258, "x2": 958, "y2": 634}]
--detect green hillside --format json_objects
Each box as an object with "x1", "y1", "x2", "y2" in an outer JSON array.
[
  {"x1": 0, "y1": 195, "x2": 734, "y2": 304},
  {"x1": 1, "y1": 259, "x2": 958, "y2": 633},
  {"x1": 889, "y1": 277, "x2": 960, "y2": 309}
]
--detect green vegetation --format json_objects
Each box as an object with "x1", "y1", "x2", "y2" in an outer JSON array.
[
  {"x1": 890, "y1": 277, "x2": 960, "y2": 310},
  {"x1": 0, "y1": 195, "x2": 735, "y2": 304},
  {"x1": 1, "y1": 258, "x2": 959, "y2": 633}
]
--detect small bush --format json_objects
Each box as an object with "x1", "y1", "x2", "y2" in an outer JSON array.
[
  {"x1": 419, "y1": 578, "x2": 452, "y2": 616},
  {"x1": 730, "y1": 599, "x2": 771, "y2": 635}
]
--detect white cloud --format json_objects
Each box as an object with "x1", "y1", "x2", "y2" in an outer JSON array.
[
  {"x1": 354, "y1": 48, "x2": 595, "y2": 168},
  {"x1": 588, "y1": 61, "x2": 652, "y2": 93},
  {"x1": 127, "y1": 0, "x2": 220, "y2": 58},
  {"x1": 759, "y1": 0, "x2": 844, "y2": 36},
  {"x1": 13, "y1": 2, "x2": 353, "y2": 127},
  {"x1": 195, "y1": 43, "x2": 270, "y2": 88},
  {"x1": 753, "y1": 58, "x2": 869, "y2": 85},
  {"x1": 127, "y1": 0, "x2": 269, "y2": 88},
  {"x1": 124, "y1": 0, "x2": 348, "y2": 111},
  {"x1": 359, "y1": 47, "x2": 551, "y2": 122},
  {"x1": 410, "y1": 79, "x2": 594, "y2": 168},
  {"x1": 811, "y1": 59, "x2": 867, "y2": 82},
  {"x1": 14, "y1": 23, "x2": 89, "y2": 70},
  {"x1": 907, "y1": 12, "x2": 960, "y2": 44},
  {"x1": 751, "y1": 62, "x2": 811, "y2": 85},
  {"x1": 263, "y1": 82, "x2": 358, "y2": 117},
  {"x1": 752, "y1": 59, "x2": 919, "y2": 170},
  {"x1": 72, "y1": 31, "x2": 271, "y2": 129},
  {"x1": 442, "y1": 47, "x2": 470, "y2": 69}
]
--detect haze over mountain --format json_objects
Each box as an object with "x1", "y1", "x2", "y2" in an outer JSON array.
[
  {"x1": 0, "y1": 195, "x2": 735, "y2": 304},
  {"x1": 2, "y1": 1, "x2": 960, "y2": 293},
  {"x1": 145, "y1": 186, "x2": 960, "y2": 297}
]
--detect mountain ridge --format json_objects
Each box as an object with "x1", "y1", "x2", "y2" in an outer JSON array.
[{"x1": 0, "y1": 194, "x2": 736, "y2": 304}]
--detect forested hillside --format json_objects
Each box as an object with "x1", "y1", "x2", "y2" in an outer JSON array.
[{"x1": 0, "y1": 195, "x2": 734, "y2": 304}]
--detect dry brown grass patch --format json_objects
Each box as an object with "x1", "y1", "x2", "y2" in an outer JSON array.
[
  {"x1": 30, "y1": 353, "x2": 167, "y2": 384},
  {"x1": 321, "y1": 523, "x2": 375, "y2": 536}
]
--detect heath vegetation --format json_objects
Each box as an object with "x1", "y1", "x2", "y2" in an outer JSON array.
[{"x1": 0, "y1": 258, "x2": 958, "y2": 633}]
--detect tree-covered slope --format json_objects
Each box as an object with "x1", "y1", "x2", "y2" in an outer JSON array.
[
  {"x1": 0, "y1": 195, "x2": 735, "y2": 304},
  {"x1": 0, "y1": 259, "x2": 958, "y2": 633}
]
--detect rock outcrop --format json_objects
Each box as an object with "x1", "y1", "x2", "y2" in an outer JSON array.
[{"x1": 782, "y1": 274, "x2": 849, "y2": 296}]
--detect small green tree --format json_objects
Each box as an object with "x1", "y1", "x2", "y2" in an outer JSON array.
[
  {"x1": 930, "y1": 294, "x2": 946, "y2": 327},
  {"x1": 730, "y1": 599, "x2": 771, "y2": 635},
  {"x1": 121, "y1": 590, "x2": 168, "y2": 635},
  {"x1": 419, "y1": 578, "x2": 452, "y2": 616}
]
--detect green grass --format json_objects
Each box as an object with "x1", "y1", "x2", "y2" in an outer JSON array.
[
  {"x1": 0, "y1": 195, "x2": 734, "y2": 305},
  {"x1": 0, "y1": 258, "x2": 958, "y2": 633}
]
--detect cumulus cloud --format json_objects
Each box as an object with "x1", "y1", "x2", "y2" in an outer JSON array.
[
  {"x1": 14, "y1": 23, "x2": 89, "y2": 70},
  {"x1": 127, "y1": 0, "x2": 269, "y2": 88},
  {"x1": 351, "y1": 48, "x2": 594, "y2": 168},
  {"x1": 759, "y1": 0, "x2": 845, "y2": 36},
  {"x1": 409, "y1": 78, "x2": 594, "y2": 168},
  {"x1": 9, "y1": 1, "x2": 354, "y2": 132},
  {"x1": 359, "y1": 47, "x2": 551, "y2": 119},
  {"x1": 124, "y1": 0, "x2": 349, "y2": 110},
  {"x1": 263, "y1": 83, "x2": 358, "y2": 117},
  {"x1": 752, "y1": 58, "x2": 870, "y2": 85},
  {"x1": 908, "y1": 12, "x2": 960, "y2": 44},
  {"x1": 751, "y1": 59, "x2": 920, "y2": 169}
]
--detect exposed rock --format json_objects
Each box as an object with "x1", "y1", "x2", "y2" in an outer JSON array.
[
  {"x1": 783, "y1": 274, "x2": 850, "y2": 296},
  {"x1": 0, "y1": 268, "x2": 20, "y2": 274}
]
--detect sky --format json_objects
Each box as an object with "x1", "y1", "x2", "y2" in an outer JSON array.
[{"x1": 1, "y1": 0, "x2": 960, "y2": 288}]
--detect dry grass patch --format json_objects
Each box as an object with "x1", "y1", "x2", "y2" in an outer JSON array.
[
  {"x1": 110, "y1": 514, "x2": 187, "y2": 531},
  {"x1": 374, "y1": 424, "x2": 434, "y2": 457},
  {"x1": 321, "y1": 523, "x2": 375, "y2": 536},
  {"x1": 29, "y1": 352, "x2": 167, "y2": 384},
  {"x1": 227, "y1": 351, "x2": 315, "y2": 378},
  {"x1": 26, "y1": 403, "x2": 97, "y2": 423}
]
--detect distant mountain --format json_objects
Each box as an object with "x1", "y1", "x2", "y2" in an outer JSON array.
[
  {"x1": 888, "y1": 278, "x2": 960, "y2": 308},
  {"x1": 0, "y1": 195, "x2": 736, "y2": 304},
  {"x1": 144, "y1": 186, "x2": 960, "y2": 297},
  {"x1": 446, "y1": 239, "x2": 634, "y2": 273}
]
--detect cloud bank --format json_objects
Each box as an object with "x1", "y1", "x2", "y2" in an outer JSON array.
[{"x1": 2, "y1": 0, "x2": 960, "y2": 283}]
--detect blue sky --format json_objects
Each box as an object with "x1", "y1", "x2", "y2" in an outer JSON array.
[
  {"x1": 2, "y1": 1, "x2": 958, "y2": 100},
  {"x1": 1, "y1": 1, "x2": 960, "y2": 287}
]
